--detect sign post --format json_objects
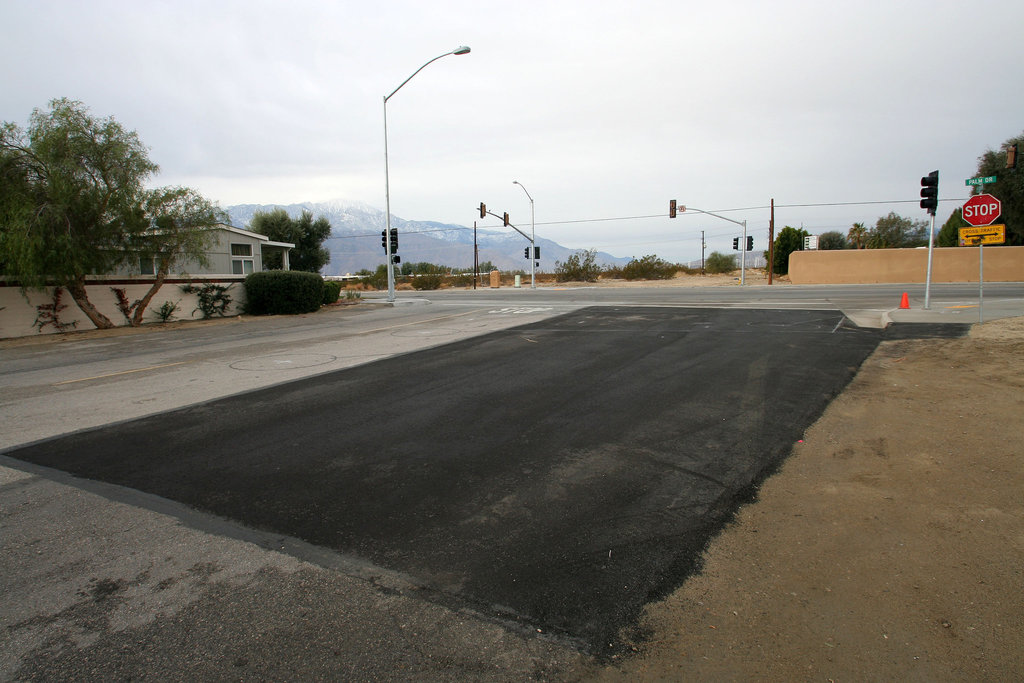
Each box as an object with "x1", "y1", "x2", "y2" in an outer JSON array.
[{"x1": 959, "y1": 189, "x2": 1004, "y2": 322}]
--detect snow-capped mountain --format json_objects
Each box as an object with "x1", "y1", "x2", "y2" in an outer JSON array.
[{"x1": 226, "y1": 200, "x2": 630, "y2": 276}]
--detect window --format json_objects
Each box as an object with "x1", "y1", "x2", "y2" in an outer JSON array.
[
  {"x1": 140, "y1": 256, "x2": 156, "y2": 275},
  {"x1": 230, "y1": 243, "x2": 254, "y2": 274}
]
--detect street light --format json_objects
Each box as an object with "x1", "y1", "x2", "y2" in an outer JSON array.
[
  {"x1": 512, "y1": 180, "x2": 536, "y2": 289},
  {"x1": 383, "y1": 46, "x2": 471, "y2": 302}
]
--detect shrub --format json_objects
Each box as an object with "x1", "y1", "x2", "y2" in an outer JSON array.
[
  {"x1": 704, "y1": 251, "x2": 737, "y2": 274},
  {"x1": 244, "y1": 271, "x2": 324, "y2": 315},
  {"x1": 411, "y1": 272, "x2": 445, "y2": 290},
  {"x1": 181, "y1": 282, "x2": 233, "y2": 318},
  {"x1": 322, "y1": 280, "x2": 342, "y2": 305},
  {"x1": 622, "y1": 254, "x2": 679, "y2": 280},
  {"x1": 555, "y1": 249, "x2": 602, "y2": 282}
]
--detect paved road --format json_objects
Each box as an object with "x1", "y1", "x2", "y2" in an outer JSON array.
[
  {"x1": 3, "y1": 308, "x2": 966, "y2": 659},
  {"x1": 0, "y1": 284, "x2": 1015, "y2": 679}
]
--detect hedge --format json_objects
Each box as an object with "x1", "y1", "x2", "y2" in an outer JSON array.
[{"x1": 244, "y1": 271, "x2": 325, "y2": 315}]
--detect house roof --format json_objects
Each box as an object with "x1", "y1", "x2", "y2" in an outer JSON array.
[{"x1": 217, "y1": 224, "x2": 295, "y2": 249}]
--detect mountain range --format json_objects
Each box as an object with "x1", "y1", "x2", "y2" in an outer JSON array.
[{"x1": 225, "y1": 200, "x2": 630, "y2": 276}]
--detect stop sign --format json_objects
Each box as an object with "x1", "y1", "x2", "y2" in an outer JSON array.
[{"x1": 962, "y1": 194, "x2": 1002, "y2": 227}]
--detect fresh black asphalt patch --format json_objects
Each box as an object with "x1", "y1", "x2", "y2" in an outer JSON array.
[{"x1": 3, "y1": 308, "x2": 968, "y2": 653}]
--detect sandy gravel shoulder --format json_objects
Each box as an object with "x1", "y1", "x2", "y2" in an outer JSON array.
[{"x1": 591, "y1": 315, "x2": 1024, "y2": 681}]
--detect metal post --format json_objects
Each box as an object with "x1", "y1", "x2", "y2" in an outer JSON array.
[
  {"x1": 979, "y1": 242, "x2": 984, "y2": 323},
  {"x1": 924, "y1": 212, "x2": 936, "y2": 310},
  {"x1": 382, "y1": 46, "x2": 470, "y2": 304},
  {"x1": 768, "y1": 198, "x2": 775, "y2": 285},
  {"x1": 740, "y1": 220, "x2": 747, "y2": 286},
  {"x1": 513, "y1": 181, "x2": 535, "y2": 288},
  {"x1": 383, "y1": 97, "x2": 395, "y2": 303}
]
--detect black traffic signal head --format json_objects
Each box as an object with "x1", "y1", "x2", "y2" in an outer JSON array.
[
  {"x1": 746, "y1": 236, "x2": 754, "y2": 251},
  {"x1": 479, "y1": 202, "x2": 486, "y2": 218},
  {"x1": 524, "y1": 247, "x2": 530, "y2": 259},
  {"x1": 381, "y1": 230, "x2": 388, "y2": 253},
  {"x1": 732, "y1": 237, "x2": 739, "y2": 250},
  {"x1": 389, "y1": 227, "x2": 398, "y2": 253},
  {"x1": 669, "y1": 199, "x2": 677, "y2": 218},
  {"x1": 920, "y1": 170, "x2": 938, "y2": 215}
]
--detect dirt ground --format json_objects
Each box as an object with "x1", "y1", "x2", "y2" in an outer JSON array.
[{"x1": 590, "y1": 315, "x2": 1024, "y2": 681}]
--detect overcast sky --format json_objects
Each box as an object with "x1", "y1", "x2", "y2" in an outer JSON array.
[{"x1": 3, "y1": 0, "x2": 1023, "y2": 263}]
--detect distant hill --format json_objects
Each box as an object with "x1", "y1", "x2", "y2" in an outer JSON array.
[{"x1": 226, "y1": 200, "x2": 630, "y2": 275}]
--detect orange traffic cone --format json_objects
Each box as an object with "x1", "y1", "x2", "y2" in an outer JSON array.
[{"x1": 899, "y1": 292, "x2": 910, "y2": 309}]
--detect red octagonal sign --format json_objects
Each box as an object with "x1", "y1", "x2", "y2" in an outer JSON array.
[{"x1": 962, "y1": 194, "x2": 1002, "y2": 227}]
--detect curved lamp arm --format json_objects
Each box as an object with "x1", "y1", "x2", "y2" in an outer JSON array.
[{"x1": 385, "y1": 46, "x2": 471, "y2": 103}]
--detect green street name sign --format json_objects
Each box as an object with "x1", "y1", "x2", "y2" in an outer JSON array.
[{"x1": 966, "y1": 175, "x2": 997, "y2": 186}]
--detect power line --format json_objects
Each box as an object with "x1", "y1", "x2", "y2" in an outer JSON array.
[{"x1": 327, "y1": 197, "x2": 961, "y2": 239}]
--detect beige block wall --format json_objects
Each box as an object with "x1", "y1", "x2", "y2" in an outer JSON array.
[
  {"x1": 0, "y1": 278, "x2": 247, "y2": 339},
  {"x1": 789, "y1": 246, "x2": 1024, "y2": 284}
]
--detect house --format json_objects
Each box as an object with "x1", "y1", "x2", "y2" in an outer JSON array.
[
  {"x1": 1, "y1": 224, "x2": 295, "y2": 338},
  {"x1": 122, "y1": 224, "x2": 294, "y2": 277}
]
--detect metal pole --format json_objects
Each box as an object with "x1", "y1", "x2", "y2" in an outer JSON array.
[
  {"x1": 383, "y1": 97, "x2": 395, "y2": 303},
  {"x1": 740, "y1": 220, "x2": 747, "y2": 285},
  {"x1": 513, "y1": 181, "x2": 535, "y2": 288},
  {"x1": 473, "y1": 220, "x2": 478, "y2": 290},
  {"x1": 701, "y1": 230, "x2": 705, "y2": 275},
  {"x1": 768, "y1": 198, "x2": 775, "y2": 285},
  {"x1": 979, "y1": 242, "x2": 984, "y2": 323},
  {"x1": 382, "y1": 46, "x2": 470, "y2": 304},
  {"x1": 924, "y1": 212, "x2": 936, "y2": 310}
]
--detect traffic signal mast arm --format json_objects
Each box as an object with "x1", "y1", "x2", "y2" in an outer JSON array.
[
  {"x1": 670, "y1": 202, "x2": 751, "y2": 285},
  {"x1": 477, "y1": 203, "x2": 532, "y2": 241}
]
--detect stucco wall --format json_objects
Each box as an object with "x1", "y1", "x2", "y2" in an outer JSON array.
[
  {"x1": 0, "y1": 277, "x2": 247, "y2": 339},
  {"x1": 789, "y1": 246, "x2": 1024, "y2": 284}
]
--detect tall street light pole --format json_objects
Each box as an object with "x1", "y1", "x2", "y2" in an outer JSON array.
[
  {"x1": 512, "y1": 180, "x2": 535, "y2": 288},
  {"x1": 383, "y1": 45, "x2": 470, "y2": 303}
]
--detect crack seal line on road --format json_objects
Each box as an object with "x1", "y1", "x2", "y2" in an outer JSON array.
[{"x1": 53, "y1": 361, "x2": 190, "y2": 386}]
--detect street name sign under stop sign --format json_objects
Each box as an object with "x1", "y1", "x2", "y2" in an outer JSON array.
[{"x1": 962, "y1": 194, "x2": 1002, "y2": 227}]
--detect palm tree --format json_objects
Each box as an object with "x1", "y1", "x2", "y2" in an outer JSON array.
[{"x1": 847, "y1": 222, "x2": 867, "y2": 249}]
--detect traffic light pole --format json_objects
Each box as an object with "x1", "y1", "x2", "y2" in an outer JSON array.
[{"x1": 678, "y1": 206, "x2": 749, "y2": 285}]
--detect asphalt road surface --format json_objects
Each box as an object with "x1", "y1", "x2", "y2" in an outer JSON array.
[{"x1": 3, "y1": 308, "x2": 966, "y2": 656}]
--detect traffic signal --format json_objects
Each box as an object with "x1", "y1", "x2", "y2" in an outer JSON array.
[
  {"x1": 669, "y1": 199, "x2": 677, "y2": 218},
  {"x1": 920, "y1": 170, "x2": 939, "y2": 215},
  {"x1": 1008, "y1": 144, "x2": 1018, "y2": 170},
  {"x1": 533, "y1": 246, "x2": 541, "y2": 259},
  {"x1": 479, "y1": 202, "x2": 486, "y2": 218},
  {"x1": 389, "y1": 227, "x2": 398, "y2": 253},
  {"x1": 746, "y1": 236, "x2": 753, "y2": 251},
  {"x1": 503, "y1": 212, "x2": 510, "y2": 227},
  {"x1": 380, "y1": 230, "x2": 388, "y2": 253},
  {"x1": 524, "y1": 247, "x2": 530, "y2": 259},
  {"x1": 732, "y1": 237, "x2": 739, "y2": 250}
]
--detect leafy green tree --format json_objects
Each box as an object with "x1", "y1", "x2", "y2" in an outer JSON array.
[
  {"x1": 937, "y1": 207, "x2": 968, "y2": 247},
  {"x1": 818, "y1": 231, "x2": 848, "y2": 250},
  {"x1": 554, "y1": 249, "x2": 601, "y2": 282},
  {"x1": 128, "y1": 187, "x2": 223, "y2": 326},
  {"x1": 867, "y1": 212, "x2": 928, "y2": 248},
  {"x1": 972, "y1": 131, "x2": 1023, "y2": 245},
  {"x1": 249, "y1": 208, "x2": 331, "y2": 272},
  {"x1": 704, "y1": 251, "x2": 736, "y2": 274},
  {"x1": 771, "y1": 226, "x2": 808, "y2": 275},
  {"x1": 0, "y1": 99, "x2": 222, "y2": 330}
]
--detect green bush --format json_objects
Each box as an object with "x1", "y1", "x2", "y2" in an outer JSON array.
[
  {"x1": 322, "y1": 280, "x2": 342, "y2": 304},
  {"x1": 554, "y1": 249, "x2": 602, "y2": 282},
  {"x1": 704, "y1": 251, "x2": 737, "y2": 274},
  {"x1": 244, "y1": 271, "x2": 324, "y2": 315},
  {"x1": 411, "y1": 272, "x2": 445, "y2": 290},
  {"x1": 622, "y1": 254, "x2": 679, "y2": 280}
]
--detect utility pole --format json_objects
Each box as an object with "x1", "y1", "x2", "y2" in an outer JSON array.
[
  {"x1": 473, "y1": 221, "x2": 478, "y2": 290},
  {"x1": 768, "y1": 198, "x2": 775, "y2": 285},
  {"x1": 701, "y1": 230, "x2": 706, "y2": 275}
]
